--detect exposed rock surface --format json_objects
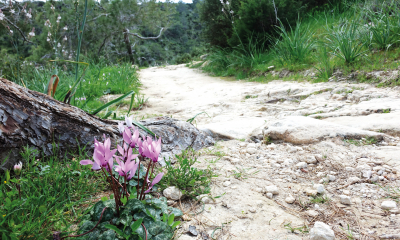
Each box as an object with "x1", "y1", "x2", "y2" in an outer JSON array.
[
  {"x1": 134, "y1": 66, "x2": 400, "y2": 239},
  {"x1": 263, "y1": 116, "x2": 385, "y2": 145}
]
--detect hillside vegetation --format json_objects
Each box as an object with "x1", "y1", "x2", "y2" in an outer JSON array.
[{"x1": 197, "y1": 0, "x2": 400, "y2": 87}]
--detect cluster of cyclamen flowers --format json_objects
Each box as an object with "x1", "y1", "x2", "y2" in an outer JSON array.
[{"x1": 80, "y1": 116, "x2": 163, "y2": 215}]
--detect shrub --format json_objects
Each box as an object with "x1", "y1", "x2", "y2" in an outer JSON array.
[
  {"x1": 199, "y1": 0, "x2": 333, "y2": 48},
  {"x1": 175, "y1": 53, "x2": 192, "y2": 64}
]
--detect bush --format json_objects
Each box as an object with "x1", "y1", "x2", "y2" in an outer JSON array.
[
  {"x1": 199, "y1": 0, "x2": 333, "y2": 48},
  {"x1": 175, "y1": 53, "x2": 192, "y2": 64}
]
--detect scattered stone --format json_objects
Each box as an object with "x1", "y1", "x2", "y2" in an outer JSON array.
[
  {"x1": 371, "y1": 176, "x2": 379, "y2": 182},
  {"x1": 223, "y1": 181, "x2": 231, "y2": 187},
  {"x1": 188, "y1": 225, "x2": 198, "y2": 236},
  {"x1": 231, "y1": 158, "x2": 241, "y2": 164},
  {"x1": 362, "y1": 170, "x2": 372, "y2": 179},
  {"x1": 342, "y1": 190, "x2": 350, "y2": 195},
  {"x1": 306, "y1": 210, "x2": 319, "y2": 217},
  {"x1": 296, "y1": 162, "x2": 308, "y2": 169},
  {"x1": 167, "y1": 200, "x2": 175, "y2": 206},
  {"x1": 315, "y1": 184, "x2": 325, "y2": 194},
  {"x1": 197, "y1": 194, "x2": 212, "y2": 204},
  {"x1": 310, "y1": 222, "x2": 335, "y2": 240},
  {"x1": 345, "y1": 167, "x2": 355, "y2": 172},
  {"x1": 246, "y1": 147, "x2": 257, "y2": 154},
  {"x1": 306, "y1": 188, "x2": 318, "y2": 196},
  {"x1": 315, "y1": 154, "x2": 324, "y2": 162},
  {"x1": 306, "y1": 156, "x2": 318, "y2": 164},
  {"x1": 381, "y1": 201, "x2": 397, "y2": 210},
  {"x1": 255, "y1": 187, "x2": 263, "y2": 193},
  {"x1": 340, "y1": 195, "x2": 351, "y2": 205},
  {"x1": 348, "y1": 177, "x2": 360, "y2": 184},
  {"x1": 265, "y1": 185, "x2": 279, "y2": 195},
  {"x1": 327, "y1": 174, "x2": 336, "y2": 181},
  {"x1": 249, "y1": 207, "x2": 257, "y2": 213},
  {"x1": 163, "y1": 186, "x2": 183, "y2": 200},
  {"x1": 266, "y1": 192, "x2": 273, "y2": 199},
  {"x1": 285, "y1": 195, "x2": 296, "y2": 204}
]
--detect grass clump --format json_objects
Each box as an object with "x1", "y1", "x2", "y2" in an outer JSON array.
[
  {"x1": 273, "y1": 20, "x2": 315, "y2": 64},
  {"x1": 160, "y1": 149, "x2": 215, "y2": 198},
  {"x1": 0, "y1": 146, "x2": 104, "y2": 239},
  {"x1": 326, "y1": 21, "x2": 368, "y2": 64}
]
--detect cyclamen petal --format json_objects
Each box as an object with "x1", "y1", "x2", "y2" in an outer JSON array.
[
  {"x1": 123, "y1": 127, "x2": 132, "y2": 144},
  {"x1": 80, "y1": 160, "x2": 94, "y2": 165},
  {"x1": 117, "y1": 145, "x2": 124, "y2": 156},
  {"x1": 125, "y1": 116, "x2": 133, "y2": 128},
  {"x1": 145, "y1": 173, "x2": 164, "y2": 193}
]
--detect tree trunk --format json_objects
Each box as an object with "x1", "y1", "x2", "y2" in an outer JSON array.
[
  {"x1": 0, "y1": 78, "x2": 215, "y2": 171},
  {"x1": 123, "y1": 28, "x2": 135, "y2": 65}
]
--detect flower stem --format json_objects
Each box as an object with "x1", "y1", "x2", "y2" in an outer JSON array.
[
  {"x1": 139, "y1": 160, "x2": 152, "y2": 200},
  {"x1": 137, "y1": 156, "x2": 142, "y2": 198},
  {"x1": 107, "y1": 164, "x2": 120, "y2": 217}
]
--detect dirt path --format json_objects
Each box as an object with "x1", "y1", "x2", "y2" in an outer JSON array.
[{"x1": 137, "y1": 65, "x2": 400, "y2": 239}]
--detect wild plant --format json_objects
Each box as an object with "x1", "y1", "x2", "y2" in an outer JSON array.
[
  {"x1": 314, "y1": 45, "x2": 335, "y2": 80},
  {"x1": 366, "y1": 3, "x2": 400, "y2": 50},
  {"x1": 272, "y1": 19, "x2": 315, "y2": 64},
  {"x1": 0, "y1": 1, "x2": 35, "y2": 83},
  {"x1": 60, "y1": 116, "x2": 182, "y2": 239},
  {"x1": 326, "y1": 20, "x2": 368, "y2": 64}
]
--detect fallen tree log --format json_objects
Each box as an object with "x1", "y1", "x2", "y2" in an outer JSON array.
[{"x1": 0, "y1": 78, "x2": 215, "y2": 171}]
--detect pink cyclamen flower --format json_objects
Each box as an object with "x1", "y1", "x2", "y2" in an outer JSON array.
[
  {"x1": 138, "y1": 136, "x2": 162, "y2": 162},
  {"x1": 144, "y1": 173, "x2": 164, "y2": 193},
  {"x1": 115, "y1": 155, "x2": 139, "y2": 180},
  {"x1": 123, "y1": 126, "x2": 140, "y2": 148},
  {"x1": 14, "y1": 162, "x2": 22, "y2": 175},
  {"x1": 117, "y1": 143, "x2": 139, "y2": 162},
  {"x1": 80, "y1": 137, "x2": 117, "y2": 171}
]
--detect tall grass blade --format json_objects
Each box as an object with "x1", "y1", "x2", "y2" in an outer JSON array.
[
  {"x1": 127, "y1": 93, "x2": 136, "y2": 115},
  {"x1": 91, "y1": 90, "x2": 134, "y2": 115},
  {"x1": 131, "y1": 119, "x2": 155, "y2": 137}
]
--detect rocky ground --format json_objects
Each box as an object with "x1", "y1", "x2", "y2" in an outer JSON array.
[{"x1": 136, "y1": 65, "x2": 400, "y2": 240}]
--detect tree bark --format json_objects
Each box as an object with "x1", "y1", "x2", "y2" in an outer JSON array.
[
  {"x1": 123, "y1": 28, "x2": 135, "y2": 65},
  {"x1": 0, "y1": 78, "x2": 215, "y2": 171}
]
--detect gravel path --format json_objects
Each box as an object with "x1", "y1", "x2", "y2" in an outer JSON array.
[{"x1": 137, "y1": 65, "x2": 400, "y2": 240}]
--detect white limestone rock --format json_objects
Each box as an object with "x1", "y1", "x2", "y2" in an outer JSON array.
[
  {"x1": 340, "y1": 195, "x2": 351, "y2": 205},
  {"x1": 265, "y1": 185, "x2": 279, "y2": 195},
  {"x1": 310, "y1": 222, "x2": 335, "y2": 240},
  {"x1": 163, "y1": 186, "x2": 183, "y2": 200},
  {"x1": 381, "y1": 200, "x2": 397, "y2": 210}
]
